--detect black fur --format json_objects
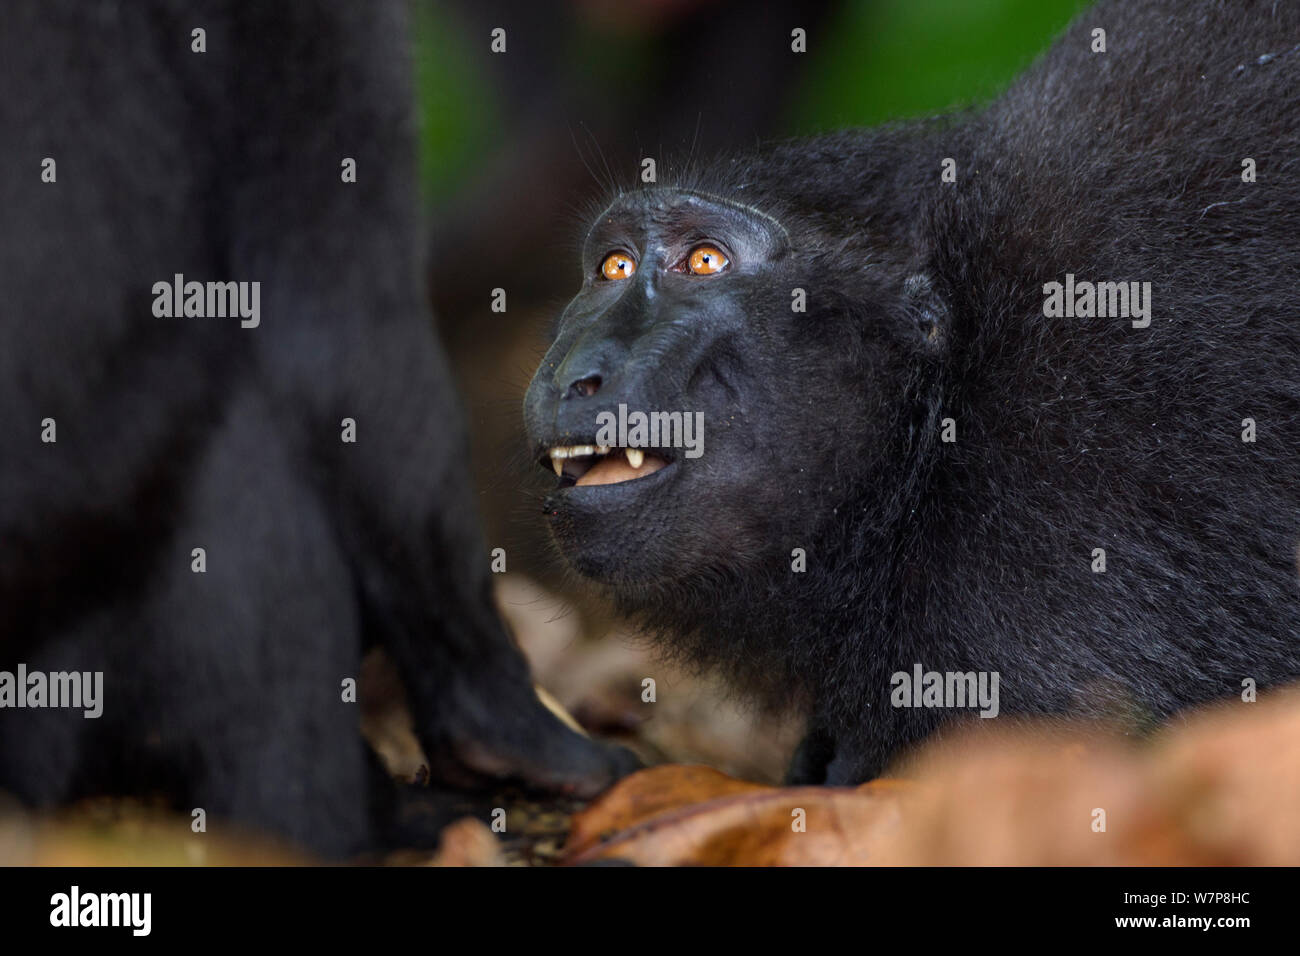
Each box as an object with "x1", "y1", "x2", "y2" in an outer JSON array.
[
  {"x1": 526, "y1": 0, "x2": 1300, "y2": 782},
  {"x1": 0, "y1": 0, "x2": 633, "y2": 857}
]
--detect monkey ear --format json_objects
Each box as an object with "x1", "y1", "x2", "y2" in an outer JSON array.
[{"x1": 902, "y1": 272, "x2": 949, "y2": 350}]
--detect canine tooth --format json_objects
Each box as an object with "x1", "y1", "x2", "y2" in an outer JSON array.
[
  {"x1": 597, "y1": 445, "x2": 610, "y2": 455},
  {"x1": 552, "y1": 455, "x2": 564, "y2": 476},
  {"x1": 625, "y1": 447, "x2": 645, "y2": 469}
]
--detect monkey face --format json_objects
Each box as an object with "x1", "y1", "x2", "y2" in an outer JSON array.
[{"x1": 525, "y1": 186, "x2": 926, "y2": 589}]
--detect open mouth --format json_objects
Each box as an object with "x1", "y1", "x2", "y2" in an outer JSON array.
[{"x1": 541, "y1": 443, "x2": 673, "y2": 487}]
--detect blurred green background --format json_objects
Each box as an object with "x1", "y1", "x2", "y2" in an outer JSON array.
[
  {"x1": 414, "y1": 0, "x2": 1088, "y2": 203},
  {"x1": 797, "y1": 0, "x2": 1090, "y2": 126}
]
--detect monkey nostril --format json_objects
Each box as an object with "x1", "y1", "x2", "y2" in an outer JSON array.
[{"x1": 566, "y1": 375, "x2": 602, "y2": 399}]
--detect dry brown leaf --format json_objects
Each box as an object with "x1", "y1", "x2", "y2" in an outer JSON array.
[
  {"x1": 870, "y1": 731, "x2": 1198, "y2": 865},
  {"x1": 564, "y1": 765, "x2": 909, "y2": 865},
  {"x1": 863, "y1": 692, "x2": 1300, "y2": 865},
  {"x1": 561, "y1": 690, "x2": 1300, "y2": 866}
]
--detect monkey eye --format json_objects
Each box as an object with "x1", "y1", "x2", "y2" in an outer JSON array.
[
  {"x1": 685, "y1": 244, "x2": 729, "y2": 276},
  {"x1": 600, "y1": 252, "x2": 636, "y2": 281}
]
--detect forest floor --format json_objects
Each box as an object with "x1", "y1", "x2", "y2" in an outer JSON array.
[{"x1": 5, "y1": 574, "x2": 1300, "y2": 865}]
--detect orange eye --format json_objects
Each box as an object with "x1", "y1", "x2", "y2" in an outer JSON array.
[
  {"x1": 687, "y1": 244, "x2": 729, "y2": 275},
  {"x1": 600, "y1": 252, "x2": 636, "y2": 280}
]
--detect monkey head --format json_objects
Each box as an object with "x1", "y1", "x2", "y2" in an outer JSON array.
[{"x1": 524, "y1": 178, "x2": 946, "y2": 596}]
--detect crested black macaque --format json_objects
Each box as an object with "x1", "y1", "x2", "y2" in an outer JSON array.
[
  {"x1": 0, "y1": 1, "x2": 633, "y2": 857},
  {"x1": 526, "y1": 0, "x2": 1300, "y2": 784}
]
